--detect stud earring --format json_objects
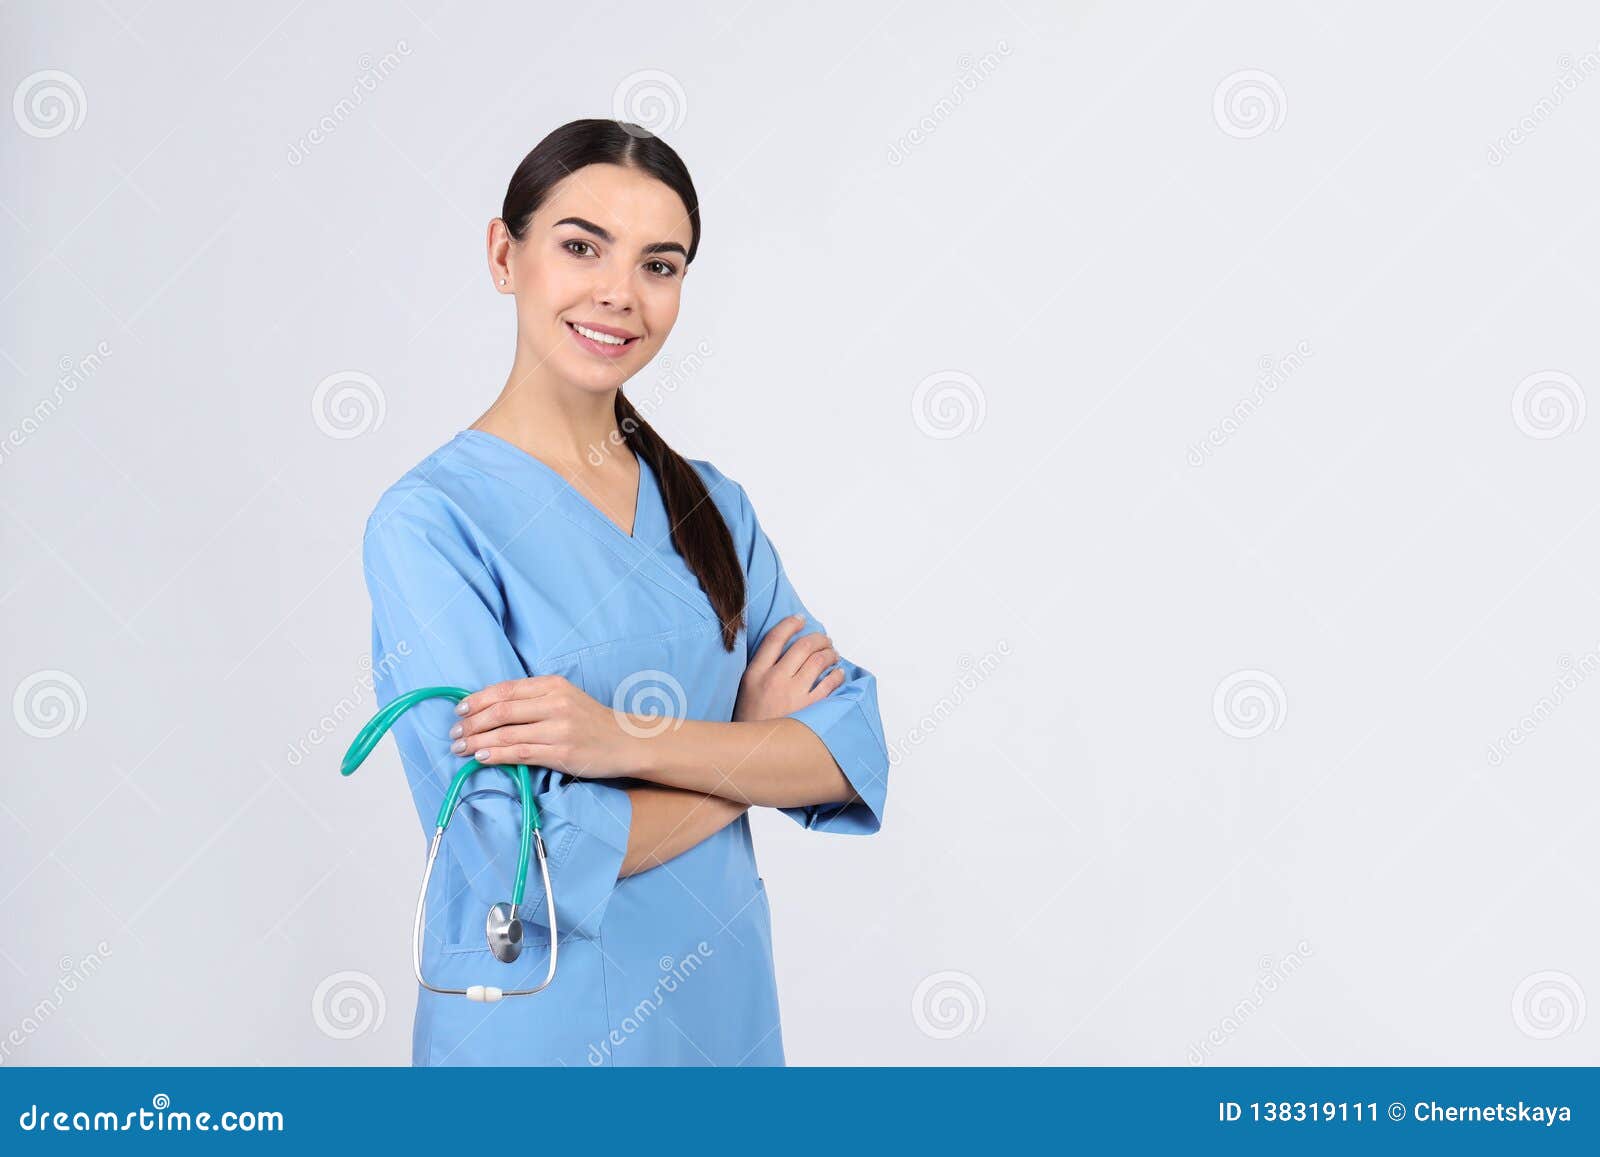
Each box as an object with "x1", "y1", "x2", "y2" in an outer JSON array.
[{"x1": 499, "y1": 278, "x2": 507, "y2": 285}]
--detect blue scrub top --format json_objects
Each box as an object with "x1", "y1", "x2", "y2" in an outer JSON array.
[{"x1": 360, "y1": 428, "x2": 890, "y2": 1066}]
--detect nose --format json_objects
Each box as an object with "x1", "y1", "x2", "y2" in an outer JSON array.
[{"x1": 592, "y1": 264, "x2": 637, "y2": 314}]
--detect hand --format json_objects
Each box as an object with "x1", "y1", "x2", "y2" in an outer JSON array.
[
  {"x1": 449, "y1": 674, "x2": 639, "y2": 778},
  {"x1": 734, "y1": 614, "x2": 844, "y2": 722}
]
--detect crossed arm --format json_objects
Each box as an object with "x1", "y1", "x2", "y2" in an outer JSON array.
[{"x1": 450, "y1": 615, "x2": 860, "y2": 876}]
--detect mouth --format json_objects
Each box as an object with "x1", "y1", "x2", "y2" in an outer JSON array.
[{"x1": 565, "y1": 320, "x2": 641, "y2": 359}]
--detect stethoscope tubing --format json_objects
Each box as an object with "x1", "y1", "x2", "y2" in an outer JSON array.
[
  {"x1": 341, "y1": 684, "x2": 558, "y2": 1001},
  {"x1": 412, "y1": 823, "x2": 557, "y2": 1000}
]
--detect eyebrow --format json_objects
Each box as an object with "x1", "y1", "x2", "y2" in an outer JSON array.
[{"x1": 552, "y1": 216, "x2": 688, "y2": 260}]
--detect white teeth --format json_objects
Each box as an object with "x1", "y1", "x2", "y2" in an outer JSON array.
[{"x1": 572, "y1": 323, "x2": 629, "y2": 346}]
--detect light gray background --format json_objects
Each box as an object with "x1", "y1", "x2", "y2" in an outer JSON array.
[{"x1": 3, "y1": 1, "x2": 1597, "y2": 1066}]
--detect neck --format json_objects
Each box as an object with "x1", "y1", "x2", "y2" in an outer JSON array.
[{"x1": 473, "y1": 343, "x2": 627, "y2": 468}]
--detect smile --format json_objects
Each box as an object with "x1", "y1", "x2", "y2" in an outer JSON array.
[{"x1": 565, "y1": 320, "x2": 640, "y2": 357}]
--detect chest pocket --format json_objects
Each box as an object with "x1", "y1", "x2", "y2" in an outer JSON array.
[{"x1": 574, "y1": 617, "x2": 745, "y2": 734}]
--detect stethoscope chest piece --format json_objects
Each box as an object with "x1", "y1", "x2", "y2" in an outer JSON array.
[{"x1": 486, "y1": 902, "x2": 524, "y2": 963}]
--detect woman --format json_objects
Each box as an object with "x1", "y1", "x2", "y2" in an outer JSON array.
[{"x1": 361, "y1": 119, "x2": 890, "y2": 1066}]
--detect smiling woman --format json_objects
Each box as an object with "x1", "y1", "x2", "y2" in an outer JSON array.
[{"x1": 358, "y1": 119, "x2": 891, "y2": 1067}]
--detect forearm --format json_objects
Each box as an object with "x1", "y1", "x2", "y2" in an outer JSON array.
[
  {"x1": 618, "y1": 782, "x2": 749, "y2": 876},
  {"x1": 632, "y1": 717, "x2": 857, "y2": 808}
]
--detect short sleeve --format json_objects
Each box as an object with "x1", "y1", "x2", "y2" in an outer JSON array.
[
  {"x1": 361, "y1": 489, "x2": 632, "y2": 938},
  {"x1": 728, "y1": 478, "x2": 890, "y2": 834}
]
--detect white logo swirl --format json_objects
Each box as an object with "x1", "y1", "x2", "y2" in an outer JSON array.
[
  {"x1": 911, "y1": 970, "x2": 986, "y2": 1039},
  {"x1": 1213, "y1": 70, "x2": 1287, "y2": 139},
  {"x1": 612, "y1": 70, "x2": 687, "y2": 137},
  {"x1": 912, "y1": 370, "x2": 986, "y2": 439},
  {"x1": 1511, "y1": 371, "x2": 1585, "y2": 439},
  {"x1": 612, "y1": 669, "x2": 688, "y2": 738},
  {"x1": 13, "y1": 70, "x2": 87, "y2": 139},
  {"x1": 1212, "y1": 669, "x2": 1287, "y2": 739},
  {"x1": 1511, "y1": 970, "x2": 1586, "y2": 1039},
  {"x1": 311, "y1": 970, "x2": 387, "y2": 1039},
  {"x1": 312, "y1": 370, "x2": 385, "y2": 439},
  {"x1": 13, "y1": 669, "x2": 87, "y2": 738}
]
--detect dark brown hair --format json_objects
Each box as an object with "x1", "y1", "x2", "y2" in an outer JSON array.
[{"x1": 501, "y1": 119, "x2": 744, "y2": 650}]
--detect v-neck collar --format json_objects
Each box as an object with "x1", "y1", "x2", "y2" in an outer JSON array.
[
  {"x1": 450, "y1": 429, "x2": 713, "y2": 622},
  {"x1": 458, "y1": 427, "x2": 652, "y2": 542},
  {"x1": 452, "y1": 428, "x2": 710, "y2": 621}
]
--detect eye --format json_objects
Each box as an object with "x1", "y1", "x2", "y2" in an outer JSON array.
[
  {"x1": 562, "y1": 239, "x2": 596, "y2": 258},
  {"x1": 646, "y1": 259, "x2": 679, "y2": 278}
]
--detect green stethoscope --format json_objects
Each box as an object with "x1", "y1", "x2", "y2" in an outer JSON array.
[{"x1": 340, "y1": 685, "x2": 557, "y2": 1003}]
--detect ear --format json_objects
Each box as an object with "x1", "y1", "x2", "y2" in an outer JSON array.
[{"x1": 487, "y1": 218, "x2": 514, "y2": 293}]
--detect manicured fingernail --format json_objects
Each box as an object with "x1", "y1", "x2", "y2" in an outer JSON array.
[
  {"x1": 456, "y1": 701, "x2": 470, "y2": 715},
  {"x1": 449, "y1": 723, "x2": 462, "y2": 738},
  {"x1": 474, "y1": 749, "x2": 490, "y2": 761},
  {"x1": 451, "y1": 739, "x2": 466, "y2": 754}
]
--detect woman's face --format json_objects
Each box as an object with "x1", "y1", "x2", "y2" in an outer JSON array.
[{"x1": 498, "y1": 162, "x2": 693, "y2": 394}]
